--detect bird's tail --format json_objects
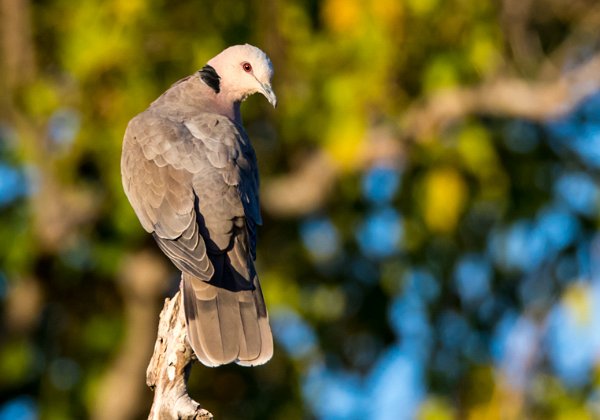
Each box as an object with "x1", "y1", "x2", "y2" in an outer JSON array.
[{"x1": 181, "y1": 272, "x2": 273, "y2": 367}]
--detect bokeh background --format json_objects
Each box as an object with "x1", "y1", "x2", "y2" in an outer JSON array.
[{"x1": 2, "y1": 0, "x2": 600, "y2": 418}]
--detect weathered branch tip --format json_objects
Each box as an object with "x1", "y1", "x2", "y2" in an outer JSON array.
[{"x1": 146, "y1": 289, "x2": 213, "y2": 419}]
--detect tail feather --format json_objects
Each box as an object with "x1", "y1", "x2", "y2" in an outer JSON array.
[
  {"x1": 182, "y1": 281, "x2": 216, "y2": 365},
  {"x1": 237, "y1": 275, "x2": 272, "y2": 366},
  {"x1": 182, "y1": 272, "x2": 273, "y2": 367},
  {"x1": 238, "y1": 296, "x2": 261, "y2": 359}
]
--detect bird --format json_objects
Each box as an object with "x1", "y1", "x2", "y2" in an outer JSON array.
[{"x1": 121, "y1": 44, "x2": 276, "y2": 367}]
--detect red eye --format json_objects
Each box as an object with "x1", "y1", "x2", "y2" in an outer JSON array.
[{"x1": 242, "y1": 62, "x2": 252, "y2": 72}]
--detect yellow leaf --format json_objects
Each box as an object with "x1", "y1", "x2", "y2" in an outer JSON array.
[
  {"x1": 423, "y1": 167, "x2": 468, "y2": 233},
  {"x1": 556, "y1": 408, "x2": 593, "y2": 420},
  {"x1": 111, "y1": 0, "x2": 145, "y2": 22},
  {"x1": 468, "y1": 380, "x2": 523, "y2": 420},
  {"x1": 22, "y1": 78, "x2": 60, "y2": 117},
  {"x1": 457, "y1": 124, "x2": 498, "y2": 176},
  {"x1": 468, "y1": 27, "x2": 502, "y2": 75},
  {"x1": 563, "y1": 283, "x2": 592, "y2": 326},
  {"x1": 324, "y1": 116, "x2": 365, "y2": 171},
  {"x1": 306, "y1": 285, "x2": 346, "y2": 321},
  {"x1": 262, "y1": 270, "x2": 300, "y2": 309},
  {"x1": 369, "y1": 0, "x2": 403, "y2": 28},
  {"x1": 406, "y1": 0, "x2": 439, "y2": 16},
  {"x1": 423, "y1": 57, "x2": 459, "y2": 92},
  {"x1": 322, "y1": 0, "x2": 361, "y2": 34},
  {"x1": 418, "y1": 396, "x2": 455, "y2": 420}
]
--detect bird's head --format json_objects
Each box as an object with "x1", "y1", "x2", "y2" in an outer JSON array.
[{"x1": 205, "y1": 44, "x2": 277, "y2": 107}]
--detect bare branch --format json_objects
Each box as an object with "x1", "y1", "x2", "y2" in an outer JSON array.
[
  {"x1": 262, "y1": 126, "x2": 404, "y2": 217},
  {"x1": 146, "y1": 288, "x2": 213, "y2": 420},
  {"x1": 261, "y1": 151, "x2": 337, "y2": 217},
  {"x1": 402, "y1": 53, "x2": 600, "y2": 140}
]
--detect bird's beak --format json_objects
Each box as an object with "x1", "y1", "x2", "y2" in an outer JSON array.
[{"x1": 260, "y1": 82, "x2": 277, "y2": 108}]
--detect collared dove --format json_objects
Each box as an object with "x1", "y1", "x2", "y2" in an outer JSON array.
[{"x1": 121, "y1": 44, "x2": 276, "y2": 367}]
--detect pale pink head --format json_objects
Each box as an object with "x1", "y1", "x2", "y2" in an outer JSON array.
[{"x1": 205, "y1": 44, "x2": 276, "y2": 107}]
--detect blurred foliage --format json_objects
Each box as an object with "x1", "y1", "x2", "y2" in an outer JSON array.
[{"x1": 2, "y1": 0, "x2": 600, "y2": 419}]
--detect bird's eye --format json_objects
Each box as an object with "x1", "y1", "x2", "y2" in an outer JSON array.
[{"x1": 242, "y1": 62, "x2": 252, "y2": 73}]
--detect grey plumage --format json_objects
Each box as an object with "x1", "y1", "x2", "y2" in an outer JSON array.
[{"x1": 121, "y1": 45, "x2": 275, "y2": 367}]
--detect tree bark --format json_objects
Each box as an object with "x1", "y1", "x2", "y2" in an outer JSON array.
[{"x1": 146, "y1": 287, "x2": 213, "y2": 420}]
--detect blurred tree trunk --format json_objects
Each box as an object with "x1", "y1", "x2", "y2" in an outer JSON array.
[
  {"x1": 92, "y1": 252, "x2": 171, "y2": 420},
  {"x1": 0, "y1": 0, "x2": 35, "y2": 96}
]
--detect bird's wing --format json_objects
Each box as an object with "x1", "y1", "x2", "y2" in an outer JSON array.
[
  {"x1": 121, "y1": 111, "x2": 261, "y2": 281},
  {"x1": 187, "y1": 117, "x2": 262, "y2": 260},
  {"x1": 237, "y1": 128, "x2": 262, "y2": 260},
  {"x1": 183, "y1": 113, "x2": 260, "y2": 281},
  {"x1": 121, "y1": 111, "x2": 213, "y2": 280}
]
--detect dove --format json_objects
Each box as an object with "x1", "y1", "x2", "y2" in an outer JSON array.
[{"x1": 121, "y1": 44, "x2": 275, "y2": 366}]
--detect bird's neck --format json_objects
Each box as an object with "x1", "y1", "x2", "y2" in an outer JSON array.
[
  {"x1": 193, "y1": 71, "x2": 243, "y2": 122},
  {"x1": 212, "y1": 92, "x2": 242, "y2": 123},
  {"x1": 158, "y1": 76, "x2": 243, "y2": 124}
]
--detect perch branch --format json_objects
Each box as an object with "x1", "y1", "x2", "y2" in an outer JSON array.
[
  {"x1": 401, "y1": 53, "x2": 600, "y2": 140},
  {"x1": 146, "y1": 288, "x2": 213, "y2": 420}
]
